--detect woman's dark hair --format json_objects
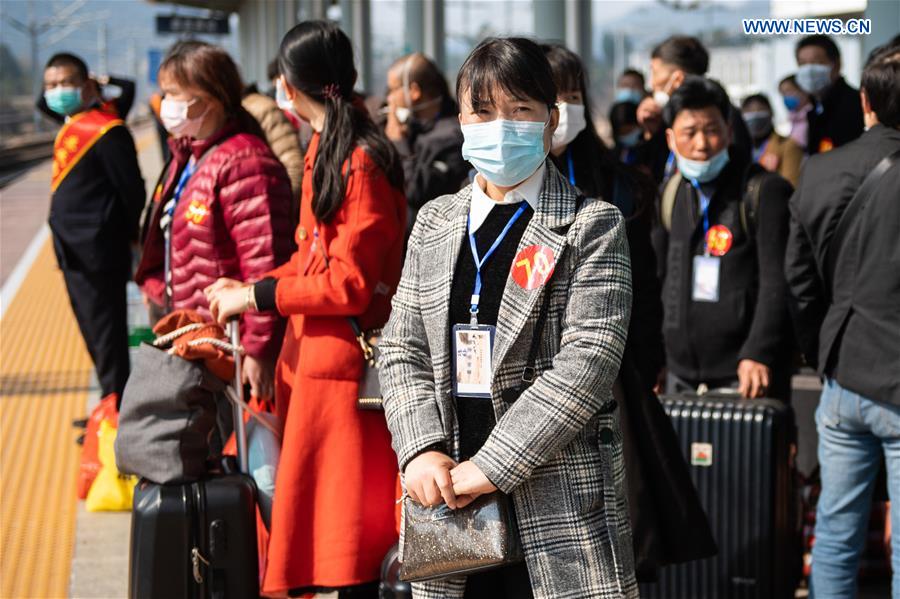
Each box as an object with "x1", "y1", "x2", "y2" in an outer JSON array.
[
  {"x1": 741, "y1": 93, "x2": 772, "y2": 112},
  {"x1": 542, "y1": 43, "x2": 654, "y2": 221},
  {"x1": 651, "y1": 35, "x2": 709, "y2": 75},
  {"x1": 456, "y1": 37, "x2": 557, "y2": 112},
  {"x1": 609, "y1": 101, "x2": 638, "y2": 138},
  {"x1": 159, "y1": 41, "x2": 263, "y2": 139},
  {"x1": 279, "y1": 20, "x2": 402, "y2": 222},
  {"x1": 663, "y1": 75, "x2": 732, "y2": 127}
]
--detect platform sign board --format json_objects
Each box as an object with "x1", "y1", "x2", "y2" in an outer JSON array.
[
  {"x1": 148, "y1": 49, "x2": 163, "y2": 85},
  {"x1": 156, "y1": 15, "x2": 229, "y2": 35}
]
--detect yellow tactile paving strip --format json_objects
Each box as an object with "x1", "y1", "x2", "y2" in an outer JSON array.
[{"x1": 0, "y1": 240, "x2": 93, "y2": 598}]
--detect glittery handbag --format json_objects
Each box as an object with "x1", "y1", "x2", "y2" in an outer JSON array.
[{"x1": 398, "y1": 492, "x2": 524, "y2": 582}]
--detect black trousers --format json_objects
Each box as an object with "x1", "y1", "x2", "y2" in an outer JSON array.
[
  {"x1": 464, "y1": 562, "x2": 533, "y2": 598},
  {"x1": 61, "y1": 268, "x2": 130, "y2": 400}
]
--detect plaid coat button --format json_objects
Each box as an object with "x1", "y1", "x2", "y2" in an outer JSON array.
[
  {"x1": 501, "y1": 388, "x2": 519, "y2": 402},
  {"x1": 598, "y1": 427, "x2": 615, "y2": 444}
]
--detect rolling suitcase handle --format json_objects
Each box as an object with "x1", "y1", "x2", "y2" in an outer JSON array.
[{"x1": 227, "y1": 319, "x2": 249, "y2": 474}]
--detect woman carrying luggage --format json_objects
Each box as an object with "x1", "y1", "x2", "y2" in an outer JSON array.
[
  {"x1": 134, "y1": 41, "x2": 294, "y2": 398},
  {"x1": 542, "y1": 42, "x2": 716, "y2": 582},
  {"x1": 377, "y1": 37, "x2": 637, "y2": 599},
  {"x1": 205, "y1": 21, "x2": 406, "y2": 599}
]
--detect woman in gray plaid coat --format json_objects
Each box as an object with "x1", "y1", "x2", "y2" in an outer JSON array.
[{"x1": 380, "y1": 37, "x2": 638, "y2": 599}]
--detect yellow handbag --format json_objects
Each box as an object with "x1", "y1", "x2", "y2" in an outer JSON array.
[{"x1": 85, "y1": 419, "x2": 138, "y2": 512}]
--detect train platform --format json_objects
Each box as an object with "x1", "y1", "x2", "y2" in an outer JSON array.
[{"x1": 0, "y1": 122, "x2": 160, "y2": 598}]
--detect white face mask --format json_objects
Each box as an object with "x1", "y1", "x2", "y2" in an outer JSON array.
[
  {"x1": 796, "y1": 63, "x2": 833, "y2": 95},
  {"x1": 653, "y1": 89, "x2": 670, "y2": 109},
  {"x1": 653, "y1": 73, "x2": 679, "y2": 109},
  {"x1": 275, "y1": 79, "x2": 293, "y2": 111},
  {"x1": 160, "y1": 97, "x2": 208, "y2": 138},
  {"x1": 551, "y1": 103, "x2": 587, "y2": 151}
]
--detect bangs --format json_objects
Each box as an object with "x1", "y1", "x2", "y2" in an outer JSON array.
[{"x1": 456, "y1": 38, "x2": 556, "y2": 111}]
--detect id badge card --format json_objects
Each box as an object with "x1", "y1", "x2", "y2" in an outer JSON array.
[
  {"x1": 692, "y1": 255, "x2": 721, "y2": 302},
  {"x1": 451, "y1": 324, "x2": 495, "y2": 398}
]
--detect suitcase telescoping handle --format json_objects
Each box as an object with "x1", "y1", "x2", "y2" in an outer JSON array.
[{"x1": 227, "y1": 319, "x2": 250, "y2": 474}]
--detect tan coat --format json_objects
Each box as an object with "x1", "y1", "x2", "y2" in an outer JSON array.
[
  {"x1": 758, "y1": 131, "x2": 804, "y2": 187},
  {"x1": 241, "y1": 92, "x2": 304, "y2": 212}
]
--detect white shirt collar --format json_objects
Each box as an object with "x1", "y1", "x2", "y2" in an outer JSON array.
[{"x1": 469, "y1": 162, "x2": 545, "y2": 233}]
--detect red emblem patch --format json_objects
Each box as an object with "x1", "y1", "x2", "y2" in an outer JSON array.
[
  {"x1": 706, "y1": 225, "x2": 733, "y2": 257},
  {"x1": 510, "y1": 245, "x2": 556, "y2": 290},
  {"x1": 184, "y1": 199, "x2": 209, "y2": 225}
]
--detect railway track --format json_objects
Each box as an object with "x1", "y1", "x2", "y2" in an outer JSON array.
[{"x1": 0, "y1": 136, "x2": 55, "y2": 188}]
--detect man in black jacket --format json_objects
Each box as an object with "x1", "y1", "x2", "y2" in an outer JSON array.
[
  {"x1": 795, "y1": 34, "x2": 864, "y2": 155},
  {"x1": 635, "y1": 35, "x2": 752, "y2": 184},
  {"x1": 655, "y1": 76, "x2": 794, "y2": 400},
  {"x1": 785, "y1": 43, "x2": 900, "y2": 598},
  {"x1": 42, "y1": 53, "x2": 145, "y2": 401},
  {"x1": 383, "y1": 53, "x2": 469, "y2": 234}
]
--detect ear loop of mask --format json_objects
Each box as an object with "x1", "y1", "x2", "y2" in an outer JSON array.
[{"x1": 401, "y1": 55, "x2": 415, "y2": 112}]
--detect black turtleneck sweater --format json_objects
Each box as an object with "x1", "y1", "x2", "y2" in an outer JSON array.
[{"x1": 449, "y1": 202, "x2": 533, "y2": 461}]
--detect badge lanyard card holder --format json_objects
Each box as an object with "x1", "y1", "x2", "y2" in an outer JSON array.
[
  {"x1": 452, "y1": 204, "x2": 527, "y2": 399},
  {"x1": 161, "y1": 157, "x2": 197, "y2": 311},
  {"x1": 691, "y1": 181, "x2": 721, "y2": 303}
]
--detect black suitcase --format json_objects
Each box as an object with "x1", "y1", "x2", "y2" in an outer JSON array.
[
  {"x1": 129, "y1": 321, "x2": 260, "y2": 599},
  {"x1": 640, "y1": 393, "x2": 798, "y2": 599}
]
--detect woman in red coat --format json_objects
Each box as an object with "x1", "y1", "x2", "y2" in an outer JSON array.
[
  {"x1": 135, "y1": 41, "x2": 294, "y2": 396},
  {"x1": 207, "y1": 21, "x2": 406, "y2": 598}
]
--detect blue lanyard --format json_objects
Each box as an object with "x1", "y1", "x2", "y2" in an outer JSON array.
[
  {"x1": 753, "y1": 138, "x2": 770, "y2": 163},
  {"x1": 166, "y1": 158, "x2": 196, "y2": 218},
  {"x1": 467, "y1": 203, "x2": 527, "y2": 324},
  {"x1": 690, "y1": 179, "x2": 713, "y2": 255},
  {"x1": 163, "y1": 158, "x2": 196, "y2": 308},
  {"x1": 664, "y1": 150, "x2": 676, "y2": 179},
  {"x1": 566, "y1": 147, "x2": 576, "y2": 186}
]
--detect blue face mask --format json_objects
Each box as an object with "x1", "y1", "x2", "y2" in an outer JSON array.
[
  {"x1": 45, "y1": 86, "x2": 83, "y2": 116},
  {"x1": 783, "y1": 95, "x2": 801, "y2": 112},
  {"x1": 617, "y1": 129, "x2": 642, "y2": 148},
  {"x1": 461, "y1": 118, "x2": 548, "y2": 187},
  {"x1": 614, "y1": 88, "x2": 644, "y2": 105},
  {"x1": 675, "y1": 148, "x2": 730, "y2": 184}
]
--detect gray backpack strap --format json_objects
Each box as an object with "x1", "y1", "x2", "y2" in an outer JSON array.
[{"x1": 660, "y1": 171, "x2": 683, "y2": 232}]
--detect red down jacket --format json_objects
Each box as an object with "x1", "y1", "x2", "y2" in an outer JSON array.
[{"x1": 135, "y1": 121, "x2": 295, "y2": 360}]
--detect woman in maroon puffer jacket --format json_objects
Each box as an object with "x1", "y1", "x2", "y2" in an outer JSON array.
[{"x1": 135, "y1": 41, "x2": 294, "y2": 396}]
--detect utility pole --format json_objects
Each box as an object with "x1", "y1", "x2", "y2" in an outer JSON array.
[
  {"x1": 3, "y1": 0, "x2": 107, "y2": 130},
  {"x1": 97, "y1": 22, "x2": 108, "y2": 76}
]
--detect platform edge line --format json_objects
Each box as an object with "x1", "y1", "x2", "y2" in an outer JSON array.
[{"x1": 0, "y1": 223, "x2": 50, "y2": 322}]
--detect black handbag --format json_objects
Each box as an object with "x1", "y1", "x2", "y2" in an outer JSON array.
[{"x1": 349, "y1": 317, "x2": 383, "y2": 410}]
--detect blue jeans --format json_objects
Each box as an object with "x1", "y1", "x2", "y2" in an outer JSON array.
[{"x1": 811, "y1": 378, "x2": 900, "y2": 599}]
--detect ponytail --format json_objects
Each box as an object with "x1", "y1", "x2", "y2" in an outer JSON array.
[{"x1": 279, "y1": 21, "x2": 403, "y2": 223}]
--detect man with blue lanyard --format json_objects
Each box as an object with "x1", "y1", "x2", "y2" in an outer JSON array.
[{"x1": 654, "y1": 76, "x2": 794, "y2": 401}]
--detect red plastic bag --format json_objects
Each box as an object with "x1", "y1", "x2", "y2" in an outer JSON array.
[{"x1": 76, "y1": 393, "x2": 119, "y2": 500}]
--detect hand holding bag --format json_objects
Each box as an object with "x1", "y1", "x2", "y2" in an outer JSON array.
[{"x1": 398, "y1": 493, "x2": 524, "y2": 582}]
